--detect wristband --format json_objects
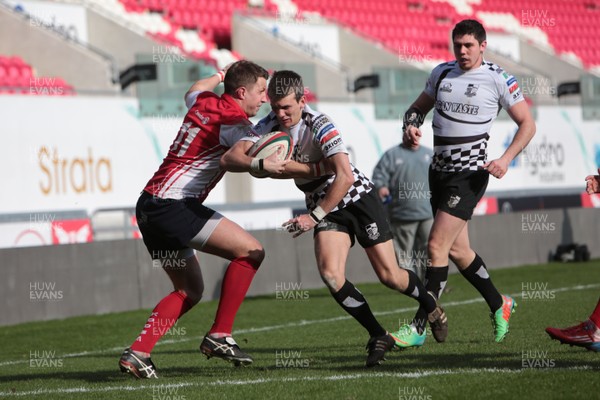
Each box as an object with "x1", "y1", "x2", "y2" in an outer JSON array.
[
  {"x1": 250, "y1": 158, "x2": 264, "y2": 172},
  {"x1": 215, "y1": 70, "x2": 225, "y2": 83},
  {"x1": 309, "y1": 205, "x2": 326, "y2": 224},
  {"x1": 402, "y1": 107, "x2": 424, "y2": 130}
]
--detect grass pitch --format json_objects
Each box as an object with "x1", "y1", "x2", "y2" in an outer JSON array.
[{"x1": 1, "y1": 261, "x2": 600, "y2": 399}]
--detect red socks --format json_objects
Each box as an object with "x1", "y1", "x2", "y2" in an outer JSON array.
[
  {"x1": 209, "y1": 257, "x2": 260, "y2": 335},
  {"x1": 589, "y1": 297, "x2": 600, "y2": 328},
  {"x1": 131, "y1": 256, "x2": 260, "y2": 353},
  {"x1": 131, "y1": 290, "x2": 194, "y2": 354}
]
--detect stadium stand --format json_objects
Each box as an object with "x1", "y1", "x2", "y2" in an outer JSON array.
[{"x1": 0, "y1": 55, "x2": 74, "y2": 95}]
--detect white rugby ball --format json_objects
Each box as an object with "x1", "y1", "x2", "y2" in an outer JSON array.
[{"x1": 247, "y1": 131, "x2": 292, "y2": 178}]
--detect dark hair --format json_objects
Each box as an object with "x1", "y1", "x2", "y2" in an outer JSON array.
[
  {"x1": 452, "y1": 19, "x2": 486, "y2": 44},
  {"x1": 224, "y1": 60, "x2": 269, "y2": 95},
  {"x1": 267, "y1": 70, "x2": 305, "y2": 103}
]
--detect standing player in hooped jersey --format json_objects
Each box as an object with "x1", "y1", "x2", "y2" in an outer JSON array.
[
  {"x1": 392, "y1": 19, "x2": 536, "y2": 348},
  {"x1": 118, "y1": 61, "x2": 305, "y2": 379},
  {"x1": 221, "y1": 70, "x2": 448, "y2": 367}
]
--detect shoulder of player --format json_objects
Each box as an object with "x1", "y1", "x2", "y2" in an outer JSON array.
[
  {"x1": 252, "y1": 111, "x2": 278, "y2": 134},
  {"x1": 430, "y1": 61, "x2": 458, "y2": 76},
  {"x1": 481, "y1": 61, "x2": 516, "y2": 84},
  {"x1": 303, "y1": 107, "x2": 338, "y2": 133}
]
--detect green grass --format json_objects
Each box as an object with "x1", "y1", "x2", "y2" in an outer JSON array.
[{"x1": 1, "y1": 261, "x2": 600, "y2": 399}]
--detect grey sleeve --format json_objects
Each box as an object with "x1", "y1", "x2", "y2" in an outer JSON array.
[{"x1": 372, "y1": 151, "x2": 393, "y2": 189}]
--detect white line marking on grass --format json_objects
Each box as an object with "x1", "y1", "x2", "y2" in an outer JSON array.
[
  {"x1": 0, "y1": 366, "x2": 597, "y2": 397},
  {"x1": 1, "y1": 283, "x2": 598, "y2": 368},
  {"x1": 0, "y1": 368, "x2": 521, "y2": 397}
]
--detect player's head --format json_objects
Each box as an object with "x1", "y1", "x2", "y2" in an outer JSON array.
[
  {"x1": 224, "y1": 60, "x2": 269, "y2": 117},
  {"x1": 452, "y1": 19, "x2": 487, "y2": 71},
  {"x1": 267, "y1": 70, "x2": 306, "y2": 128}
]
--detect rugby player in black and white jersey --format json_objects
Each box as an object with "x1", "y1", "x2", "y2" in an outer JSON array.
[
  {"x1": 393, "y1": 19, "x2": 536, "y2": 348},
  {"x1": 221, "y1": 70, "x2": 447, "y2": 367}
]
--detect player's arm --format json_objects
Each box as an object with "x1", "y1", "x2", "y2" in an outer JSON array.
[
  {"x1": 284, "y1": 153, "x2": 354, "y2": 237},
  {"x1": 403, "y1": 92, "x2": 435, "y2": 149},
  {"x1": 184, "y1": 64, "x2": 232, "y2": 106},
  {"x1": 484, "y1": 101, "x2": 536, "y2": 179},
  {"x1": 220, "y1": 140, "x2": 288, "y2": 175},
  {"x1": 372, "y1": 152, "x2": 392, "y2": 200},
  {"x1": 271, "y1": 159, "x2": 330, "y2": 179}
]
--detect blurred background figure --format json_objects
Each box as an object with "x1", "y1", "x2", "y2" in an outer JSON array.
[{"x1": 372, "y1": 137, "x2": 433, "y2": 282}]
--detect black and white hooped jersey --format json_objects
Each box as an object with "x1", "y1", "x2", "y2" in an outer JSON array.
[
  {"x1": 423, "y1": 60, "x2": 524, "y2": 172},
  {"x1": 245, "y1": 104, "x2": 374, "y2": 212}
]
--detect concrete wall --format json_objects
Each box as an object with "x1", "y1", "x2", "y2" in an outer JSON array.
[
  {"x1": 85, "y1": 8, "x2": 158, "y2": 75},
  {"x1": 232, "y1": 14, "x2": 348, "y2": 101},
  {"x1": 2, "y1": 207, "x2": 599, "y2": 327},
  {"x1": 0, "y1": 6, "x2": 115, "y2": 91}
]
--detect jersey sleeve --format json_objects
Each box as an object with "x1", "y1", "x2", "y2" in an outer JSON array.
[
  {"x1": 219, "y1": 123, "x2": 253, "y2": 148},
  {"x1": 371, "y1": 149, "x2": 393, "y2": 189},
  {"x1": 311, "y1": 114, "x2": 347, "y2": 157},
  {"x1": 496, "y1": 69, "x2": 525, "y2": 110},
  {"x1": 423, "y1": 63, "x2": 448, "y2": 98},
  {"x1": 185, "y1": 90, "x2": 202, "y2": 109}
]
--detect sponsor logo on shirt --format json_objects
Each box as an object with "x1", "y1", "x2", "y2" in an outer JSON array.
[
  {"x1": 194, "y1": 111, "x2": 210, "y2": 124},
  {"x1": 323, "y1": 137, "x2": 342, "y2": 152},
  {"x1": 440, "y1": 82, "x2": 453, "y2": 93},
  {"x1": 464, "y1": 84, "x2": 479, "y2": 97},
  {"x1": 506, "y1": 77, "x2": 517, "y2": 87},
  {"x1": 316, "y1": 123, "x2": 335, "y2": 141},
  {"x1": 509, "y1": 83, "x2": 519, "y2": 94},
  {"x1": 435, "y1": 100, "x2": 480, "y2": 115},
  {"x1": 311, "y1": 115, "x2": 329, "y2": 134}
]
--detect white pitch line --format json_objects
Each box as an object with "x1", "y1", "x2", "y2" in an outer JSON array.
[
  {"x1": 0, "y1": 282, "x2": 598, "y2": 368},
  {"x1": 0, "y1": 368, "x2": 522, "y2": 397},
  {"x1": 0, "y1": 366, "x2": 597, "y2": 397}
]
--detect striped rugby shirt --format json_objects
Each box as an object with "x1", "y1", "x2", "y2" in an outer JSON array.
[
  {"x1": 144, "y1": 91, "x2": 252, "y2": 201},
  {"x1": 423, "y1": 60, "x2": 524, "y2": 172},
  {"x1": 245, "y1": 104, "x2": 374, "y2": 212}
]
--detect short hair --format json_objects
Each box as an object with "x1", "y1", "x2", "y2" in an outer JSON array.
[
  {"x1": 452, "y1": 19, "x2": 486, "y2": 44},
  {"x1": 224, "y1": 60, "x2": 269, "y2": 95},
  {"x1": 267, "y1": 70, "x2": 305, "y2": 103}
]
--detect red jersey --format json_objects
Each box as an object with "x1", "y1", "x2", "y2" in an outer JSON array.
[{"x1": 144, "y1": 92, "x2": 251, "y2": 202}]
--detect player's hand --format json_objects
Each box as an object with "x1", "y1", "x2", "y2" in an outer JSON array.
[
  {"x1": 263, "y1": 146, "x2": 290, "y2": 175},
  {"x1": 378, "y1": 187, "x2": 390, "y2": 200},
  {"x1": 484, "y1": 157, "x2": 509, "y2": 179},
  {"x1": 585, "y1": 168, "x2": 600, "y2": 194},
  {"x1": 403, "y1": 126, "x2": 421, "y2": 149},
  {"x1": 221, "y1": 62, "x2": 234, "y2": 74},
  {"x1": 281, "y1": 214, "x2": 316, "y2": 238}
]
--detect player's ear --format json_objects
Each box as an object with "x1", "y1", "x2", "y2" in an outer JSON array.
[
  {"x1": 298, "y1": 96, "x2": 306, "y2": 107},
  {"x1": 480, "y1": 40, "x2": 487, "y2": 51},
  {"x1": 235, "y1": 86, "x2": 246, "y2": 100}
]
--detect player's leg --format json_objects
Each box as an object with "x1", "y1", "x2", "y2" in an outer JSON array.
[
  {"x1": 404, "y1": 210, "x2": 464, "y2": 340},
  {"x1": 451, "y1": 223, "x2": 516, "y2": 343},
  {"x1": 315, "y1": 229, "x2": 386, "y2": 336},
  {"x1": 314, "y1": 228, "x2": 392, "y2": 367},
  {"x1": 120, "y1": 249, "x2": 202, "y2": 378},
  {"x1": 195, "y1": 217, "x2": 264, "y2": 365},
  {"x1": 392, "y1": 221, "x2": 419, "y2": 277},
  {"x1": 120, "y1": 194, "x2": 206, "y2": 378},
  {"x1": 546, "y1": 297, "x2": 600, "y2": 351},
  {"x1": 413, "y1": 218, "x2": 433, "y2": 282},
  {"x1": 364, "y1": 239, "x2": 446, "y2": 348}
]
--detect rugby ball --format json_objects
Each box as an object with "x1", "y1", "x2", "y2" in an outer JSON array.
[{"x1": 247, "y1": 131, "x2": 292, "y2": 178}]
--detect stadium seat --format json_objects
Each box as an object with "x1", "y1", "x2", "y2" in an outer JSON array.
[{"x1": 0, "y1": 55, "x2": 75, "y2": 95}]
